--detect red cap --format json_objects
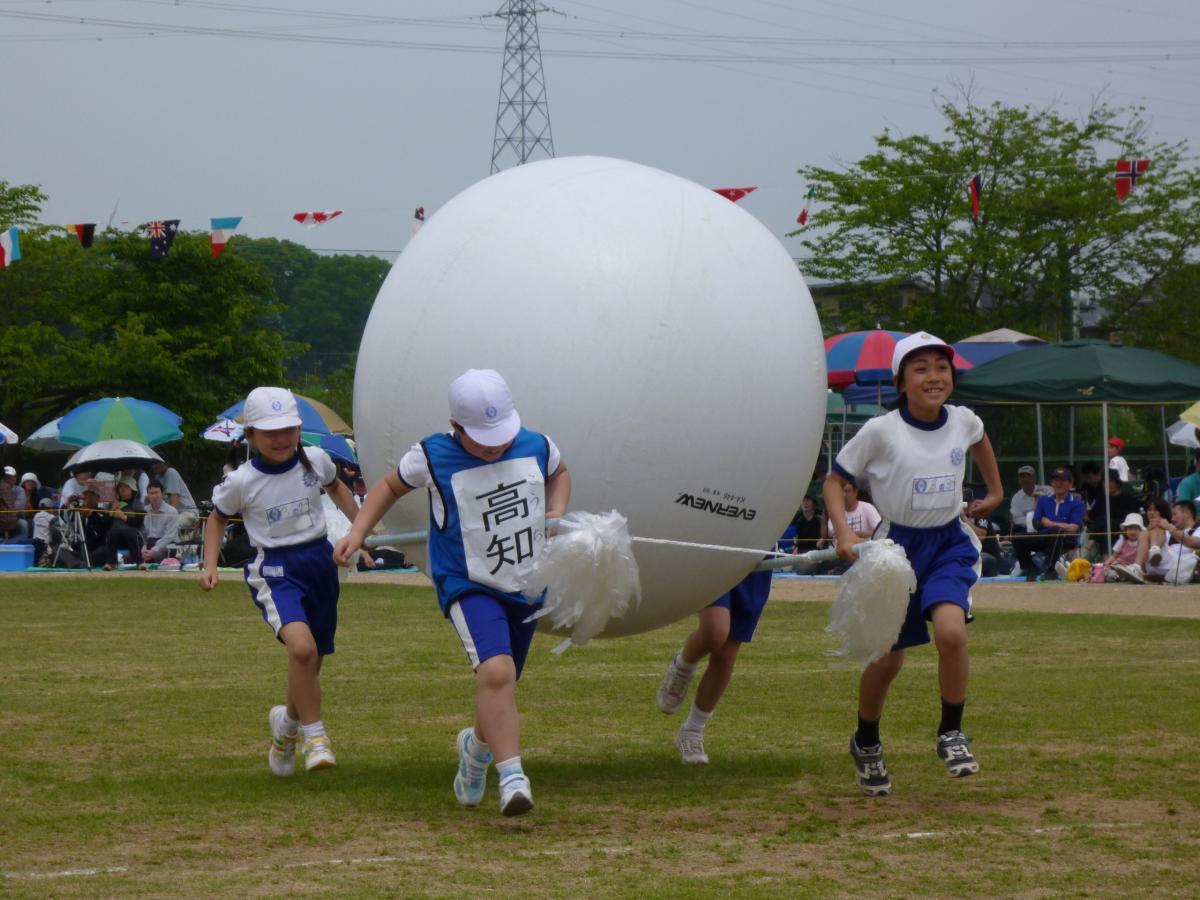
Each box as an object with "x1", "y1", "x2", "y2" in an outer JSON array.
[{"x1": 1108, "y1": 436, "x2": 1125, "y2": 450}]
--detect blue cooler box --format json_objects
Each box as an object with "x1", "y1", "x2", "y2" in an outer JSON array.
[{"x1": 0, "y1": 544, "x2": 35, "y2": 571}]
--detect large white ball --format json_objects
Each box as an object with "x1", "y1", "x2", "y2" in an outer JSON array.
[{"x1": 356, "y1": 156, "x2": 825, "y2": 637}]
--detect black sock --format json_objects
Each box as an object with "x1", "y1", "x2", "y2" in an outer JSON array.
[
  {"x1": 939, "y1": 698, "x2": 965, "y2": 735},
  {"x1": 855, "y1": 715, "x2": 881, "y2": 748}
]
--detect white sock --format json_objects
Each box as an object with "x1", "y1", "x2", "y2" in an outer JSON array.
[
  {"x1": 301, "y1": 720, "x2": 326, "y2": 740},
  {"x1": 684, "y1": 704, "x2": 712, "y2": 734},
  {"x1": 496, "y1": 755, "x2": 524, "y2": 780},
  {"x1": 675, "y1": 651, "x2": 697, "y2": 674},
  {"x1": 282, "y1": 712, "x2": 300, "y2": 735}
]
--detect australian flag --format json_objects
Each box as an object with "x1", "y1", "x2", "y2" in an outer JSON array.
[{"x1": 147, "y1": 219, "x2": 180, "y2": 259}]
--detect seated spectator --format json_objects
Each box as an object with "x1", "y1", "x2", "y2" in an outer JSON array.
[
  {"x1": 103, "y1": 475, "x2": 146, "y2": 570},
  {"x1": 1102, "y1": 513, "x2": 1144, "y2": 576},
  {"x1": 140, "y1": 481, "x2": 181, "y2": 565},
  {"x1": 120, "y1": 467, "x2": 149, "y2": 503},
  {"x1": 791, "y1": 494, "x2": 824, "y2": 553},
  {"x1": 59, "y1": 470, "x2": 93, "y2": 508},
  {"x1": 1086, "y1": 469, "x2": 1142, "y2": 557},
  {"x1": 1113, "y1": 500, "x2": 1199, "y2": 585},
  {"x1": 818, "y1": 480, "x2": 880, "y2": 575},
  {"x1": 963, "y1": 488, "x2": 1003, "y2": 577},
  {"x1": 151, "y1": 457, "x2": 197, "y2": 517},
  {"x1": 1107, "y1": 436, "x2": 1131, "y2": 482},
  {"x1": 1014, "y1": 466, "x2": 1084, "y2": 581},
  {"x1": 1008, "y1": 464, "x2": 1047, "y2": 537},
  {"x1": 1079, "y1": 461, "x2": 1105, "y2": 526},
  {"x1": 78, "y1": 486, "x2": 112, "y2": 565},
  {"x1": 1, "y1": 466, "x2": 26, "y2": 543},
  {"x1": 1175, "y1": 452, "x2": 1200, "y2": 505},
  {"x1": 31, "y1": 498, "x2": 57, "y2": 566}
]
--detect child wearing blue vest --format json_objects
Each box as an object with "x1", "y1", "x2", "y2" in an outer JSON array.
[
  {"x1": 824, "y1": 333, "x2": 1003, "y2": 797},
  {"x1": 200, "y1": 387, "x2": 362, "y2": 777},
  {"x1": 336, "y1": 369, "x2": 571, "y2": 817}
]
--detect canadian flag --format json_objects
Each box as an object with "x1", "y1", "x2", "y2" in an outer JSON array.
[{"x1": 293, "y1": 210, "x2": 344, "y2": 227}]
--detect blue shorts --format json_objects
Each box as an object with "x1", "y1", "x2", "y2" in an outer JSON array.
[
  {"x1": 877, "y1": 519, "x2": 980, "y2": 650},
  {"x1": 245, "y1": 537, "x2": 340, "y2": 656},
  {"x1": 447, "y1": 591, "x2": 540, "y2": 679},
  {"x1": 707, "y1": 569, "x2": 772, "y2": 643}
]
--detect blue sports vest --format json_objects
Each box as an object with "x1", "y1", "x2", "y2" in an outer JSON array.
[{"x1": 422, "y1": 428, "x2": 551, "y2": 614}]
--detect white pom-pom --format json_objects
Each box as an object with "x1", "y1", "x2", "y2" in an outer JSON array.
[
  {"x1": 518, "y1": 511, "x2": 642, "y2": 649},
  {"x1": 826, "y1": 539, "x2": 916, "y2": 667}
]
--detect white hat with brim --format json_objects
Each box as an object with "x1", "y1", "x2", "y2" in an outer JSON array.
[
  {"x1": 449, "y1": 368, "x2": 522, "y2": 447},
  {"x1": 244, "y1": 386, "x2": 303, "y2": 431},
  {"x1": 1120, "y1": 513, "x2": 1145, "y2": 530},
  {"x1": 20, "y1": 472, "x2": 39, "y2": 486},
  {"x1": 891, "y1": 331, "x2": 955, "y2": 377}
]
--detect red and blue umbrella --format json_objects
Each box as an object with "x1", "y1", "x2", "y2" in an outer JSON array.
[
  {"x1": 825, "y1": 329, "x2": 974, "y2": 388},
  {"x1": 951, "y1": 329, "x2": 1047, "y2": 367},
  {"x1": 57, "y1": 397, "x2": 183, "y2": 447}
]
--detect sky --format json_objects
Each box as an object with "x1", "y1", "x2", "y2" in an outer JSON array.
[{"x1": 4, "y1": 0, "x2": 1199, "y2": 262}]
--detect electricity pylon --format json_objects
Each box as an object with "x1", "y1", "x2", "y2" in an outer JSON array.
[{"x1": 490, "y1": 1, "x2": 556, "y2": 174}]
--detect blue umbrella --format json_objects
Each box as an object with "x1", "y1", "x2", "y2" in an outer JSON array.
[
  {"x1": 57, "y1": 397, "x2": 183, "y2": 447},
  {"x1": 318, "y1": 433, "x2": 357, "y2": 464}
]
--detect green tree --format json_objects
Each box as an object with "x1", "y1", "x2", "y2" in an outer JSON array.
[
  {"x1": 794, "y1": 92, "x2": 1200, "y2": 343},
  {"x1": 0, "y1": 180, "x2": 49, "y2": 229}
]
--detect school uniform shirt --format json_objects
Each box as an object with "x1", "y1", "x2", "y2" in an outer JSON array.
[
  {"x1": 398, "y1": 428, "x2": 561, "y2": 614},
  {"x1": 833, "y1": 404, "x2": 984, "y2": 529},
  {"x1": 212, "y1": 448, "x2": 338, "y2": 548}
]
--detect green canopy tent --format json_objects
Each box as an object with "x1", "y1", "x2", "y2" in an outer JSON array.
[{"x1": 954, "y1": 339, "x2": 1200, "y2": 537}]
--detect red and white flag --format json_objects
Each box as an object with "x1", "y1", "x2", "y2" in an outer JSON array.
[
  {"x1": 1114, "y1": 159, "x2": 1149, "y2": 200},
  {"x1": 412, "y1": 206, "x2": 425, "y2": 237},
  {"x1": 797, "y1": 187, "x2": 815, "y2": 226},
  {"x1": 293, "y1": 210, "x2": 343, "y2": 227},
  {"x1": 712, "y1": 187, "x2": 757, "y2": 203},
  {"x1": 966, "y1": 174, "x2": 982, "y2": 218}
]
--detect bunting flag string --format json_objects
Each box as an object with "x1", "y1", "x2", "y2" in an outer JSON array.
[
  {"x1": 293, "y1": 210, "x2": 343, "y2": 227},
  {"x1": 66, "y1": 223, "x2": 96, "y2": 248},
  {"x1": 146, "y1": 220, "x2": 179, "y2": 259},
  {"x1": 712, "y1": 186, "x2": 757, "y2": 202},
  {"x1": 209, "y1": 216, "x2": 243, "y2": 258},
  {"x1": 796, "y1": 186, "x2": 815, "y2": 225},
  {"x1": 967, "y1": 173, "x2": 983, "y2": 218},
  {"x1": 1114, "y1": 159, "x2": 1149, "y2": 200}
]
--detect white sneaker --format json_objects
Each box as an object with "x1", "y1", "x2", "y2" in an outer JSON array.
[
  {"x1": 453, "y1": 727, "x2": 491, "y2": 808},
  {"x1": 1148, "y1": 545, "x2": 1163, "y2": 567},
  {"x1": 656, "y1": 655, "x2": 694, "y2": 714},
  {"x1": 675, "y1": 728, "x2": 709, "y2": 765},
  {"x1": 268, "y1": 705, "x2": 298, "y2": 777},
  {"x1": 302, "y1": 733, "x2": 337, "y2": 772},
  {"x1": 498, "y1": 772, "x2": 533, "y2": 817},
  {"x1": 1054, "y1": 559, "x2": 1069, "y2": 580},
  {"x1": 1113, "y1": 562, "x2": 1146, "y2": 584}
]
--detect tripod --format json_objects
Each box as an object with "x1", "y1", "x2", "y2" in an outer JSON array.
[{"x1": 52, "y1": 504, "x2": 92, "y2": 569}]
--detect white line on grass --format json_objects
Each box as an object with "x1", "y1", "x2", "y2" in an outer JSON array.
[{"x1": 879, "y1": 822, "x2": 1138, "y2": 841}]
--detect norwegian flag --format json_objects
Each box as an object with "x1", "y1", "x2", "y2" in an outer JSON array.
[
  {"x1": 967, "y1": 173, "x2": 983, "y2": 218},
  {"x1": 1114, "y1": 159, "x2": 1150, "y2": 200},
  {"x1": 146, "y1": 220, "x2": 179, "y2": 259},
  {"x1": 412, "y1": 206, "x2": 425, "y2": 237},
  {"x1": 712, "y1": 187, "x2": 757, "y2": 203},
  {"x1": 293, "y1": 210, "x2": 343, "y2": 227},
  {"x1": 796, "y1": 186, "x2": 815, "y2": 226}
]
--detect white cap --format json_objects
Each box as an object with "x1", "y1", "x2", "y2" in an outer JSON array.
[
  {"x1": 2, "y1": 465, "x2": 15, "y2": 477},
  {"x1": 20, "y1": 472, "x2": 38, "y2": 486},
  {"x1": 244, "y1": 387, "x2": 303, "y2": 430},
  {"x1": 891, "y1": 331, "x2": 955, "y2": 376},
  {"x1": 448, "y1": 368, "x2": 521, "y2": 447},
  {"x1": 1120, "y1": 513, "x2": 1145, "y2": 530}
]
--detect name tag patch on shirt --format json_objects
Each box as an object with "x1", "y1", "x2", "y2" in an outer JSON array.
[
  {"x1": 451, "y1": 457, "x2": 546, "y2": 593},
  {"x1": 266, "y1": 497, "x2": 315, "y2": 539},
  {"x1": 911, "y1": 474, "x2": 956, "y2": 511}
]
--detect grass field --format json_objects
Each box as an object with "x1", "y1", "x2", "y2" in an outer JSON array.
[{"x1": 2, "y1": 575, "x2": 1199, "y2": 898}]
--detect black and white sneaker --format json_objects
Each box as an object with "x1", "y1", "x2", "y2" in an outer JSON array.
[
  {"x1": 936, "y1": 730, "x2": 980, "y2": 777},
  {"x1": 849, "y1": 735, "x2": 892, "y2": 796}
]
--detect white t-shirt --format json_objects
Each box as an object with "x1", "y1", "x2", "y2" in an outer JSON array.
[
  {"x1": 1109, "y1": 455, "x2": 1131, "y2": 482},
  {"x1": 834, "y1": 404, "x2": 985, "y2": 529},
  {"x1": 212, "y1": 448, "x2": 338, "y2": 548},
  {"x1": 826, "y1": 501, "x2": 882, "y2": 544}
]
